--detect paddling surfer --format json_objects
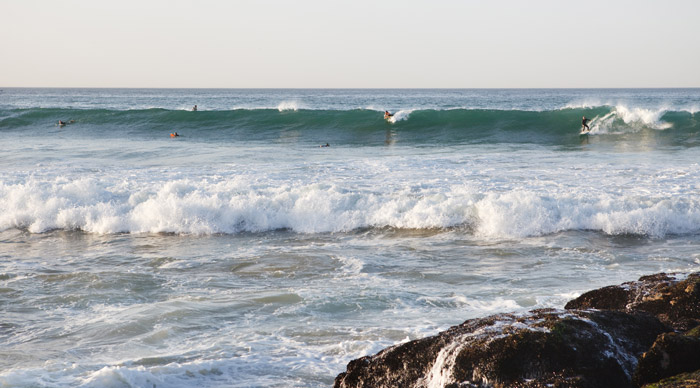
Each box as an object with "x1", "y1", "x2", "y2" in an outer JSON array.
[{"x1": 384, "y1": 111, "x2": 393, "y2": 119}]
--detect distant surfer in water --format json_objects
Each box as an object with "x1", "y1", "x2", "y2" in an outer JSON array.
[
  {"x1": 320, "y1": 143, "x2": 329, "y2": 147},
  {"x1": 581, "y1": 116, "x2": 590, "y2": 132},
  {"x1": 192, "y1": 105, "x2": 197, "y2": 111},
  {"x1": 58, "y1": 119, "x2": 74, "y2": 127},
  {"x1": 384, "y1": 111, "x2": 393, "y2": 119},
  {"x1": 170, "y1": 132, "x2": 179, "y2": 137}
]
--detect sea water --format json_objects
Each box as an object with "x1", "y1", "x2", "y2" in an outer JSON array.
[{"x1": 1, "y1": 88, "x2": 699, "y2": 387}]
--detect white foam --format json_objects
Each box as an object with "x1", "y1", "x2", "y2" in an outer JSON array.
[
  {"x1": 386, "y1": 109, "x2": 413, "y2": 123},
  {"x1": 566, "y1": 104, "x2": 675, "y2": 134},
  {"x1": 2, "y1": 159, "x2": 700, "y2": 239},
  {"x1": 277, "y1": 101, "x2": 301, "y2": 112},
  {"x1": 421, "y1": 333, "x2": 469, "y2": 388},
  {"x1": 465, "y1": 297, "x2": 521, "y2": 312},
  {"x1": 474, "y1": 190, "x2": 700, "y2": 238},
  {"x1": 336, "y1": 256, "x2": 365, "y2": 275},
  {"x1": 611, "y1": 105, "x2": 672, "y2": 130},
  {"x1": 81, "y1": 365, "x2": 162, "y2": 388},
  {"x1": 561, "y1": 100, "x2": 607, "y2": 110}
]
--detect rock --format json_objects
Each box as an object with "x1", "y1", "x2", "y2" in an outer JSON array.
[
  {"x1": 335, "y1": 273, "x2": 700, "y2": 388},
  {"x1": 641, "y1": 369, "x2": 700, "y2": 388},
  {"x1": 334, "y1": 309, "x2": 668, "y2": 388},
  {"x1": 565, "y1": 273, "x2": 700, "y2": 331},
  {"x1": 685, "y1": 325, "x2": 700, "y2": 338},
  {"x1": 633, "y1": 330, "x2": 700, "y2": 387}
]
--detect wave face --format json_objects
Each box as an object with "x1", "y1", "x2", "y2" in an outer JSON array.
[{"x1": 1, "y1": 105, "x2": 698, "y2": 146}]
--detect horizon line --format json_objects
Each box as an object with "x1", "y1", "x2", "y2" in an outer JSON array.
[{"x1": 2, "y1": 86, "x2": 700, "y2": 90}]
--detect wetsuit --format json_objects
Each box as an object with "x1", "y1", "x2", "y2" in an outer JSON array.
[{"x1": 582, "y1": 118, "x2": 590, "y2": 131}]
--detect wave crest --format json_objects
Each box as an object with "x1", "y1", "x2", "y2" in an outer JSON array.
[
  {"x1": 277, "y1": 101, "x2": 301, "y2": 112},
  {"x1": 586, "y1": 105, "x2": 673, "y2": 133}
]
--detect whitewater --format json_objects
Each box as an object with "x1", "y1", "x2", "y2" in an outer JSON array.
[{"x1": 1, "y1": 88, "x2": 699, "y2": 387}]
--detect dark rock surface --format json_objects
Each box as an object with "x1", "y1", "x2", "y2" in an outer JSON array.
[
  {"x1": 335, "y1": 272, "x2": 700, "y2": 388},
  {"x1": 641, "y1": 369, "x2": 700, "y2": 388},
  {"x1": 565, "y1": 273, "x2": 700, "y2": 331},
  {"x1": 335, "y1": 309, "x2": 667, "y2": 388},
  {"x1": 633, "y1": 330, "x2": 700, "y2": 387}
]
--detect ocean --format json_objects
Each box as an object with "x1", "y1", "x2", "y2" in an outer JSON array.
[{"x1": 1, "y1": 88, "x2": 699, "y2": 387}]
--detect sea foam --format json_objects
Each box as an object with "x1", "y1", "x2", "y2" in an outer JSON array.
[
  {"x1": 2, "y1": 176, "x2": 699, "y2": 238},
  {"x1": 386, "y1": 109, "x2": 413, "y2": 123},
  {"x1": 277, "y1": 101, "x2": 301, "y2": 111},
  {"x1": 589, "y1": 105, "x2": 673, "y2": 133}
]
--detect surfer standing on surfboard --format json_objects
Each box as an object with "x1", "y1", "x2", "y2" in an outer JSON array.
[{"x1": 581, "y1": 116, "x2": 590, "y2": 132}]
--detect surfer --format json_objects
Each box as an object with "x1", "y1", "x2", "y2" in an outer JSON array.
[
  {"x1": 58, "y1": 120, "x2": 66, "y2": 127},
  {"x1": 581, "y1": 116, "x2": 590, "y2": 132},
  {"x1": 192, "y1": 105, "x2": 197, "y2": 111},
  {"x1": 384, "y1": 111, "x2": 393, "y2": 119},
  {"x1": 320, "y1": 143, "x2": 330, "y2": 148},
  {"x1": 170, "y1": 132, "x2": 179, "y2": 137}
]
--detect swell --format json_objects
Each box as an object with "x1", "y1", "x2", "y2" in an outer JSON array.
[{"x1": 1, "y1": 106, "x2": 698, "y2": 145}]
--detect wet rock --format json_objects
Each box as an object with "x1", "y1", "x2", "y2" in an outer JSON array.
[
  {"x1": 633, "y1": 330, "x2": 700, "y2": 387},
  {"x1": 336, "y1": 272, "x2": 700, "y2": 388},
  {"x1": 640, "y1": 369, "x2": 700, "y2": 388},
  {"x1": 334, "y1": 309, "x2": 668, "y2": 388},
  {"x1": 565, "y1": 273, "x2": 700, "y2": 331}
]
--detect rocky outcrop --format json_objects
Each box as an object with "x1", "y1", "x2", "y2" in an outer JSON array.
[
  {"x1": 633, "y1": 331, "x2": 700, "y2": 386},
  {"x1": 335, "y1": 310, "x2": 667, "y2": 388},
  {"x1": 565, "y1": 273, "x2": 700, "y2": 331},
  {"x1": 335, "y1": 272, "x2": 700, "y2": 388}
]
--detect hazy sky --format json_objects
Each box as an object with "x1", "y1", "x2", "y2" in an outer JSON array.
[{"x1": 2, "y1": 0, "x2": 699, "y2": 88}]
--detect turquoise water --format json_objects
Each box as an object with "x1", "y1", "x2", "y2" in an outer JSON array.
[{"x1": 1, "y1": 88, "x2": 699, "y2": 387}]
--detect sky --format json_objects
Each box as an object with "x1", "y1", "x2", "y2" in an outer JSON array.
[{"x1": 2, "y1": 0, "x2": 699, "y2": 88}]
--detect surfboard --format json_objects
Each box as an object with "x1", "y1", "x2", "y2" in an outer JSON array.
[{"x1": 579, "y1": 129, "x2": 590, "y2": 136}]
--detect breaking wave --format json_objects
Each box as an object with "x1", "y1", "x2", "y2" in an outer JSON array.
[
  {"x1": 2, "y1": 177, "x2": 699, "y2": 238},
  {"x1": 1, "y1": 105, "x2": 697, "y2": 146}
]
